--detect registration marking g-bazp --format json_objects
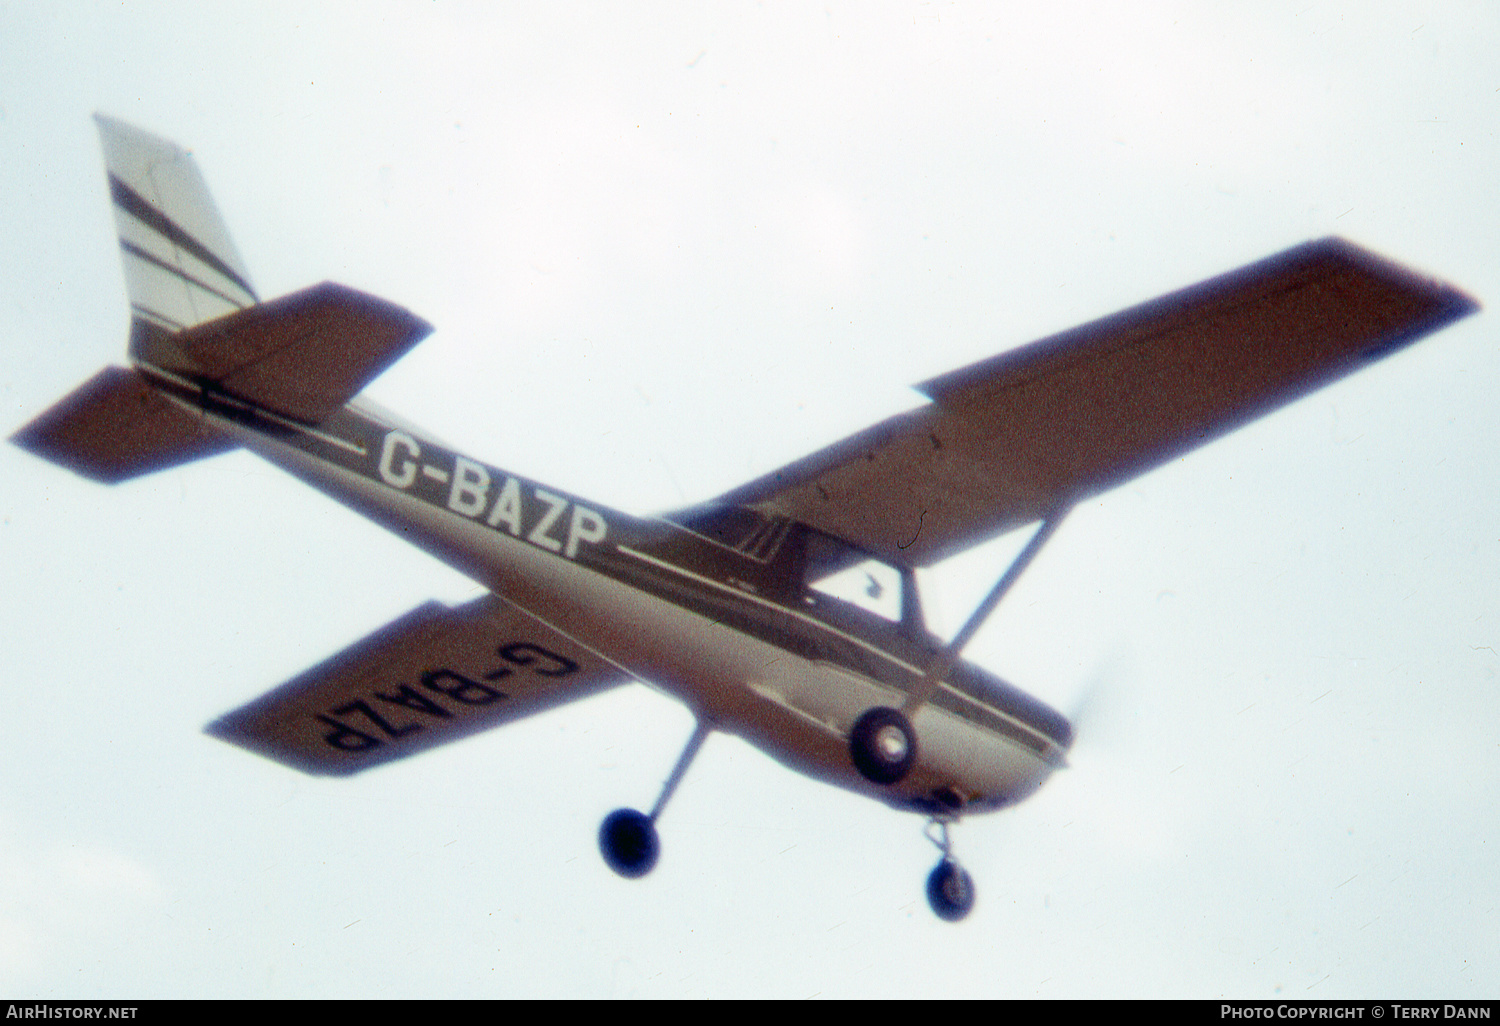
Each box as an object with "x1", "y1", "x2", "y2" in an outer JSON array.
[
  {"x1": 317, "y1": 641, "x2": 582, "y2": 754},
  {"x1": 377, "y1": 430, "x2": 608, "y2": 559}
]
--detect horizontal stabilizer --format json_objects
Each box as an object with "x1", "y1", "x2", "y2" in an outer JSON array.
[
  {"x1": 170, "y1": 281, "x2": 434, "y2": 422},
  {"x1": 207, "y1": 595, "x2": 627, "y2": 775},
  {"x1": 10, "y1": 365, "x2": 234, "y2": 483}
]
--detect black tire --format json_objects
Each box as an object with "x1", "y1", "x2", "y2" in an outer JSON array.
[
  {"x1": 599, "y1": 808, "x2": 659, "y2": 878},
  {"x1": 926, "y1": 859, "x2": 976, "y2": 922},
  {"x1": 849, "y1": 706, "x2": 917, "y2": 784}
]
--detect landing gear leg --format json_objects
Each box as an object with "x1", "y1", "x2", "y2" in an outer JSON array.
[
  {"x1": 923, "y1": 817, "x2": 975, "y2": 922},
  {"x1": 599, "y1": 718, "x2": 711, "y2": 879}
]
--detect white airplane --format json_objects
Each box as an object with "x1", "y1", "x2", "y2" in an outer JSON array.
[{"x1": 14, "y1": 117, "x2": 1478, "y2": 921}]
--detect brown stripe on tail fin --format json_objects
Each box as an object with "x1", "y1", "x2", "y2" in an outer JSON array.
[{"x1": 94, "y1": 114, "x2": 258, "y2": 334}]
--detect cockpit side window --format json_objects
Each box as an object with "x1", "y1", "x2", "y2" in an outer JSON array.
[
  {"x1": 800, "y1": 528, "x2": 923, "y2": 628},
  {"x1": 809, "y1": 557, "x2": 903, "y2": 621}
]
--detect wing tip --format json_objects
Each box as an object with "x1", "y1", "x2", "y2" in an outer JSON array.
[
  {"x1": 202, "y1": 716, "x2": 361, "y2": 777},
  {"x1": 1315, "y1": 235, "x2": 1480, "y2": 315},
  {"x1": 1307, "y1": 236, "x2": 1481, "y2": 362},
  {"x1": 917, "y1": 237, "x2": 1479, "y2": 403}
]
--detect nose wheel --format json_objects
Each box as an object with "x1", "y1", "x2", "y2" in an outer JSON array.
[
  {"x1": 926, "y1": 859, "x2": 976, "y2": 921},
  {"x1": 923, "y1": 817, "x2": 975, "y2": 922}
]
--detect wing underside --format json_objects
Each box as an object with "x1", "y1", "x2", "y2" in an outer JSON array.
[
  {"x1": 710, "y1": 238, "x2": 1477, "y2": 566},
  {"x1": 207, "y1": 595, "x2": 626, "y2": 775}
]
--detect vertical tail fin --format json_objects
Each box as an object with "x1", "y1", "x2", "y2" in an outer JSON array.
[
  {"x1": 9, "y1": 117, "x2": 255, "y2": 483},
  {"x1": 95, "y1": 114, "x2": 258, "y2": 337},
  {"x1": 13, "y1": 116, "x2": 431, "y2": 483}
]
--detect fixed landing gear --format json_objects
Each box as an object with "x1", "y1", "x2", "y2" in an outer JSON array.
[
  {"x1": 842, "y1": 516, "x2": 1071, "y2": 915},
  {"x1": 599, "y1": 808, "x2": 658, "y2": 878},
  {"x1": 923, "y1": 817, "x2": 975, "y2": 922},
  {"x1": 927, "y1": 859, "x2": 976, "y2": 921},
  {"x1": 599, "y1": 719, "x2": 710, "y2": 880},
  {"x1": 601, "y1": 714, "x2": 976, "y2": 920},
  {"x1": 849, "y1": 706, "x2": 917, "y2": 784}
]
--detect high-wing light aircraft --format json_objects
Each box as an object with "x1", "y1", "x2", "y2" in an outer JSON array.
[{"x1": 14, "y1": 118, "x2": 1478, "y2": 921}]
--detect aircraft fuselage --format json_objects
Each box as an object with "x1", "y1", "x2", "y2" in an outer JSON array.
[{"x1": 142, "y1": 362, "x2": 1072, "y2": 816}]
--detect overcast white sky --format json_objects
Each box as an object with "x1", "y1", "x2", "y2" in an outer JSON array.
[{"x1": 2, "y1": 1, "x2": 1496, "y2": 999}]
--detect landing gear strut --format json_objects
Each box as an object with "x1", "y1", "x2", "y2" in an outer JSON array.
[
  {"x1": 599, "y1": 719, "x2": 710, "y2": 879},
  {"x1": 923, "y1": 817, "x2": 975, "y2": 922}
]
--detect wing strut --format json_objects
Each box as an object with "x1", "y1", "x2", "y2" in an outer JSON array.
[{"x1": 901, "y1": 508, "x2": 1071, "y2": 718}]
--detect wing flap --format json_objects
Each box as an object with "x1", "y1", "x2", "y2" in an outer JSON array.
[
  {"x1": 713, "y1": 238, "x2": 1477, "y2": 566},
  {"x1": 207, "y1": 596, "x2": 626, "y2": 775}
]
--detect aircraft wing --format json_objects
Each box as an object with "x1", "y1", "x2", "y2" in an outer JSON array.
[
  {"x1": 207, "y1": 595, "x2": 627, "y2": 775},
  {"x1": 710, "y1": 238, "x2": 1478, "y2": 567}
]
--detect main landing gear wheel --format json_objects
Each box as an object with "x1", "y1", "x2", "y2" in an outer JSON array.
[
  {"x1": 849, "y1": 706, "x2": 917, "y2": 785},
  {"x1": 599, "y1": 720, "x2": 711, "y2": 881},
  {"x1": 926, "y1": 859, "x2": 976, "y2": 921},
  {"x1": 599, "y1": 808, "x2": 659, "y2": 878}
]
